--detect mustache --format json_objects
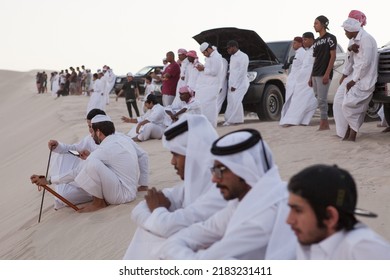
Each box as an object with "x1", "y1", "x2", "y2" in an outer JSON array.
[{"x1": 216, "y1": 184, "x2": 226, "y2": 189}]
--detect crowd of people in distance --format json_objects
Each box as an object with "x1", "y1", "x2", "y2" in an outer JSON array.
[{"x1": 29, "y1": 10, "x2": 390, "y2": 260}]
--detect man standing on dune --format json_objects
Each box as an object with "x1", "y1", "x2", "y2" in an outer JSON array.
[
  {"x1": 309, "y1": 15, "x2": 337, "y2": 131},
  {"x1": 195, "y1": 43, "x2": 223, "y2": 127},
  {"x1": 223, "y1": 40, "x2": 249, "y2": 126},
  {"x1": 333, "y1": 17, "x2": 378, "y2": 141}
]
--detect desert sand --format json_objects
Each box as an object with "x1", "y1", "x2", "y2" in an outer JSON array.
[{"x1": 0, "y1": 69, "x2": 389, "y2": 260}]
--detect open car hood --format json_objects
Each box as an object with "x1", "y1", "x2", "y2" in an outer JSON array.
[{"x1": 193, "y1": 27, "x2": 278, "y2": 62}]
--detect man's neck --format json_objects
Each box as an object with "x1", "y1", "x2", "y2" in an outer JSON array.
[{"x1": 319, "y1": 29, "x2": 327, "y2": 37}]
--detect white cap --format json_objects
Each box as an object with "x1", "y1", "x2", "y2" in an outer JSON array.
[
  {"x1": 91, "y1": 114, "x2": 112, "y2": 124},
  {"x1": 200, "y1": 42, "x2": 209, "y2": 52},
  {"x1": 342, "y1": 18, "x2": 361, "y2": 32},
  {"x1": 127, "y1": 72, "x2": 133, "y2": 77}
]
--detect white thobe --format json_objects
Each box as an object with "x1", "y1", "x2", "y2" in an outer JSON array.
[
  {"x1": 103, "y1": 70, "x2": 116, "y2": 105},
  {"x1": 172, "y1": 58, "x2": 190, "y2": 107},
  {"x1": 156, "y1": 167, "x2": 297, "y2": 260},
  {"x1": 217, "y1": 58, "x2": 228, "y2": 114},
  {"x1": 51, "y1": 74, "x2": 60, "y2": 97},
  {"x1": 224, "y1": 50, "x2": 250, "y2": 124},
  {"x1": 279, "y1": 47, "x2": 317, "y2": 126},
  {"x1": 49, "y1": 135, "x2": 97, "y2": 208},
  {"x1": 50, "y1": 134, "x2": 148, "y2": 205},
  {"x1": 124, "y1": 114, "x2": 223, "y2": 259},
  {"x1": 128, "y1": 103, "x2": 167, "y2": 141},
  {"x1": 164, "y1": 98, "x2": 202, "y2": 126},
  {"x1": 195, "y1": 50, "x2": 223, "y2": 127},
  {"x1": 74, "y1": 134, "x2": 139, "y2": 204},
  {"x1": 86, "y1": 79, "x2": 105, "y2": 115},
  {"x1": 186, "y1": 61, "x2": 200, "y2": 92},
  {"x1": 333, "y1": 29, "x2": 378, "y2": 137},
  {"x1": 297, "y1": 223, "x2": 390, "y2": 259},
  {"x1": 283, "y1": 47, "x2": 305, "y2": 103},
  {"x1": 123, "y1": 185, "x2": 226, "y2": 259}
]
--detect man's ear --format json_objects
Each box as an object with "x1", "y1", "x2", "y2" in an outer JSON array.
[{"x1": 323, "y1": 206, "x2": 339, "y2": 232}]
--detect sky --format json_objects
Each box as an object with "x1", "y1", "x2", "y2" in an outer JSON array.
[{"x1": 0, "y1": 0, "x2": 388, "y2": 75}]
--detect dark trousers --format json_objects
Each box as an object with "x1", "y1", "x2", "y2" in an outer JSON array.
[{"x1": 126, "y1": 100, "x2": 140, "y2": 118}]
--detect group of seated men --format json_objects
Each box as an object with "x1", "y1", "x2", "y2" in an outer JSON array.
[{"x1": 30, "y1": 109, "x2": 390, "y2": 259}]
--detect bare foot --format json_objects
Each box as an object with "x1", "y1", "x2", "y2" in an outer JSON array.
[
  {"x1": 78, "y1": 197, "x2": 107, "y2": 213},
  {"x1": 318, "y1": 120, "x2": 330, "y2": 131},
  {"x1": 281, "y1": 124, "x2": 293, "y2": 128},
  {"x1": 382, "y1": 127, "x2": 390, "y2": 133},
  {"x1": 132, "y1": 137, "x2": 141, "y2": 142},
  {"x1": 342, "y1": 126, "x2": 351, "y2": 141},
  {"x1": 138, "y1": 186, "x2": 149, "y2": 191},
  {"x1": 346, "y1": 129, "x2": 357, "y2": 142}
]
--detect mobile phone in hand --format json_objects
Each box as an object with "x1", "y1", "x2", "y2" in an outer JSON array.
[{"x1": 68, "y1": 150, "x2": 80, "y2": 157}]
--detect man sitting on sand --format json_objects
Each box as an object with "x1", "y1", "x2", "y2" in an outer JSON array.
[
  {"x1": 30, "y1": 109, "x2": 149, "y2": 209},
  {"x1": 156, "y1": 129, "x2": 296, "y2": 259},
  {"x1": 122, "y1": 94, "x2": 166, "y2": 142},
  {"x1": 287, "y1": 164, "x2": 390, "y2": 259},
  {"x1": 165, "y1": 85, "x2": 201, "y2": 124},
  {"x1": 31, "y1": 115, "x2": 140, "y2": 212},
  {"x1": 123, "y1": 115, "x2": 226, "y2": 259}
]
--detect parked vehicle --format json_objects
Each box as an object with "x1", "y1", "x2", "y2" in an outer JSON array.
[
  {"x1": 372, "y1": 43, "x2": 390, "y2": 124},
  {"x1": 193, "y1": 27, "x2": 348, "y2": 121},
  {"x1": 111, "y1": 65, "x2": 163, "y2": 95}
]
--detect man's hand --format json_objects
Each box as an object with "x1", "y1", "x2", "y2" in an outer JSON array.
[
  {"x1": 136, "y1": 123, "x2": 142, "y2": 134},
  {"x1": 346, "y1": 80, "x2": 356, "y2": 91},
  {"x1": 308, "y1": 78, "x2": 313, "y2": 88},
  {"x1": 348, "y1": 43, "x2": 360, "y2": 53},
  {"x1": 30, "y1": 174, "x2": 49, "y2": 191},
  {"x1": 79, "y1": 150, "x2": 90, "y2": 160},
  {"x1": 48, "y1": 140, "x2": 58, "y2": 150},
  {"x1": 196, "y1": 64, "x2": 204, "y2": 71},
  {"x1": 121, "y1": 116, "x2": 131, "y2": 123},
  {"x1": 145, "y1": 187, "x2": 171, "y2": 212},
  {"x1": 322, "y1": 74, "x2": 330, "y2": 85}
]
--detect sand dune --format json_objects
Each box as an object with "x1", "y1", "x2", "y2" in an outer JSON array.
[{"x1": 0, "y1": 70, "x2": 389, "y2": 259}]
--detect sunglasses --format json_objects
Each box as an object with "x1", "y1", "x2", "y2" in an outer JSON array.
[{"x1": 210, "y1": 165, "x2": 229, "y2": 179}]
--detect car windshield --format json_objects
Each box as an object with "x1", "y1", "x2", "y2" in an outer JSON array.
[{"x1": 135, "y1": 66, "x2": 153, "y2": 76}]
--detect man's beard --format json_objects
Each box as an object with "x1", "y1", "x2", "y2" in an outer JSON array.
[{"x1": 93, "y1": 134, "x2": 101, "y2": 145}]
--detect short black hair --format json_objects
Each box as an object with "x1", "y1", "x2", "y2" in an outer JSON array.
[
  {"x1": 288, "y1": 164, "x2": 358, "y2": 231},
  {"x1": 146, "y1": 94, "x2": 158, "y2": 104},
  {"x1": 86, "y1": 109, "x2": 106, "y2": 120},
  {"x1": 92, "y1": 121, "x2": 115, "y2": 136},
  {"x1": 226, "y1": 40, "x2": 239, "y2": 48},
  {"x1": 302, "y1": 32, "x2": 315, "y2": 39}
]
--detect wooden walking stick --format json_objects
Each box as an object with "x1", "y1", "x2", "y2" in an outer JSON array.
[
  {"x1": 38, "y1": 149, "x2": 52, "y2": 223},
  {"x1": 38, "y1": 182, "x2": 80, "y2": 211}
]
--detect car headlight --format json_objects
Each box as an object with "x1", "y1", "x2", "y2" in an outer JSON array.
[{"x1": 247, "y1": 71, "x2": 257, "y2": 83}]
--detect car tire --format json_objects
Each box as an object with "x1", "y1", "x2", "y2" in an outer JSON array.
[
  {"x1": 364, "y1": 100, "x2": 381, "y2": 121},
  {"x1": 256, "y1": 84, "x2": 284, "y2": 121}
]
